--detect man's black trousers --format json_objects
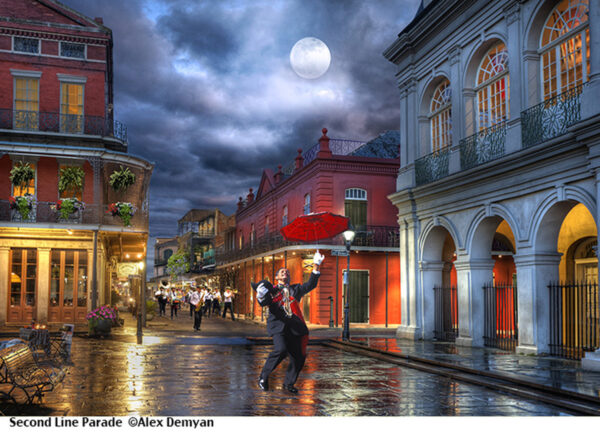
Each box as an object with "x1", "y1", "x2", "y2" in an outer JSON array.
[
  {"x1": 260, "y1": 329, "x2": 307, "y2": 387},
  {"x1": 193, "y1": 309, "x2": 202, "y2": 330},
  {"x1": 222, "y1": 302, "x2": 235, "y2": 320}
]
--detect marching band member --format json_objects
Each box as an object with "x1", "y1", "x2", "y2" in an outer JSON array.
[{"x1": 254, "y1": 250, "x2": 324, "y2": 393}]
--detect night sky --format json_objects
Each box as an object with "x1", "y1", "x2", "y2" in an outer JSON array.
[{"x1": 59, "y1": 0, "x2": 420, "y2": 263}]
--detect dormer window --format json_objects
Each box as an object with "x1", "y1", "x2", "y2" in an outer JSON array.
[
  {"x1": 14, "y1": 37, "x2": 39, "y2": 54},
  {"x1": 60, "y1": 42, "x2": 86, "y2": 59}
]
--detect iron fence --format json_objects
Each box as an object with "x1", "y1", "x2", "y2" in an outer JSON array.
[
  {"x1": 459, "y1": 121, "x2": 506, "y2": 171},
  {"x1": 483, "y1": 282, "x2": 518, "y2": 351},
  {"x1": 521, "y1": 85, "x2": 583, "y2": 149},
  {"x1": 0, "y1": 109, "x2": 128, "y2": 143},
  {"x1": 415, "y1": 148, "x2": 450, "y2": 186},
  {"x1": 216, "y1": 225, "x2": 399, "y2": 265},
  {"x1": 282, "y1": 138, "x2": 366, "y2": 175},
  {"x1": 433, "y1": 286, "x2": 458, "y2": 341},
  {"x1": 548, "y1": 281, "x2": 599, "y2": 360}
]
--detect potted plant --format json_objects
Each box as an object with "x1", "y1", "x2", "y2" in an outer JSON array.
[
  {"x1": 86, "y1": 305, "x2": 117, "y2": 337},
  {"x1": 108, "y1": 202, "x2": 137, "y2": 226},
  {"x1": 9, "y1": 161, "x2": 35, "y2": 191},
  {"x1": 52, "y1": 197, "x2": 85, "y2": 221},
  {"x1": 9, "y1": 194, "x2": 35, "y2": 221},
  {"x1": 58, "y1": 166, "x2": 85, "y2": 197},
  {"x1": 109, "y1": 166, "x2": 136, "y2": 193}
]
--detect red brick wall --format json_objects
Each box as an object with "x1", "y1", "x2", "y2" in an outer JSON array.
[
  {"x1": 37, "y1": 157, "x2": 58, "y2": 201},
  {"x1": 0, "y1": 155, "x2": 11, "y2": 197},
  {"x1": 83, "y1": 161, "x2": 93, "y2": 203}
]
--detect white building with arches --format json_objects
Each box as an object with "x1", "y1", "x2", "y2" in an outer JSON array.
[{"x1": 385, "y1": 0, "x2": 600, "y2": 365}]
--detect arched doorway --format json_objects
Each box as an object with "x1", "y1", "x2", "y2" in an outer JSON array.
[{"x1": 421, "y1": 225, "x2": 458, "y2": 341}]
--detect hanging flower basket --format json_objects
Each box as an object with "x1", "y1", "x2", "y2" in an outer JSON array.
[
  {"x1": 9, "y1": 194, "x2": 35, "y2": 222},
  {"x1": 108, "y1": 202, "x2": 137, "y2": 227},
  {"x1": 52, "y1": 197, "x2": 85, "y2": 222}
]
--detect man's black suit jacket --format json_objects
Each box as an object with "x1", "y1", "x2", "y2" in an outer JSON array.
[{"x1": 258, "y1": 272, "x2": 320, "y2": 336}]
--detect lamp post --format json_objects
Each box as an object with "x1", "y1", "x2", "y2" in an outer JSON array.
[
  {"x1": 137, "y1": 261, "x2": 145, "y2": 344},
  {"x1": 342, "y1": 226, "x2": 355, "y2": 341}
]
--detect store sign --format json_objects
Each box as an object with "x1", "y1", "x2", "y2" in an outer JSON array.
[{"x1": 331, "y1": 250, "x2": 349, "y2": 256}]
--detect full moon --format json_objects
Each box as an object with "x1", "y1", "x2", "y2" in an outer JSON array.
[{"x1": 290, "y1": 37, "x2": 331, "y2": 79}]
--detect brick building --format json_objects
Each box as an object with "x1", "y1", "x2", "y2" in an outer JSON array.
[
  {"x1": 0, "y1": 0, "x2": 153, "y2": 326},
  {"x1": 216, "y1": 129, "x2": 401, "y2": 326}
]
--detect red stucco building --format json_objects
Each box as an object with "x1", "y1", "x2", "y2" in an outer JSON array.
[{"x1": 216, "y1": 129, "x2": 401, "y2": 327}]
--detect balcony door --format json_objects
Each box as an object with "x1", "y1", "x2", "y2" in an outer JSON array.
[
  {"x1": 60, "y1": 82, "x2": 84, "y2": 134},
  {"x1": 13, "y1": 77, "x2": 39, "y2": 130},
  {"x1": 348, "y1": 270, "x2": 369, "y2": 323},
  {"x1": 48, "y1": 250, "x2": 88, "y2": 322},
  {"x1": 7, "y1": 248, "x2": 36, "y2": 323}
]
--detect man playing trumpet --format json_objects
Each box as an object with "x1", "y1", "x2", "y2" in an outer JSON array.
[{"x1": 254, "y1": 250, "x2": 324, "y2": 393}]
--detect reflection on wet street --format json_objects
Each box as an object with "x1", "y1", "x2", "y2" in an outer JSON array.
[{"x1": 5, "y1": 331, "x2": 572, "y2": 416}]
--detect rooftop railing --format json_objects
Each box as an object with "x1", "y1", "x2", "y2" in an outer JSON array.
[
  {"x1": 0, "y1": 109, "x2": 128, "y2": 143},
  {"x1": 215, "y1": 225, "x2": 399, "y2": 265},
  {"x1": 521, "y1": 85, "x2": 583, "y2": 149},
  {"x1": 282, "y1": 138, "x2": 366, "y2": 175}
]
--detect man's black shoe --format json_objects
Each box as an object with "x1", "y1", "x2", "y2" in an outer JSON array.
[
  {"x1": 258, "y1": 378, "x2": 269, "y2": 391},
  {"x1": 283, "y1": 384, "x2": 298, "y2": 394}
]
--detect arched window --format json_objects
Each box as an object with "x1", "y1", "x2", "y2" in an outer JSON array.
[
  {"x1": 476, "y1": 42, "x2": 510, "y2": 130},
  {"x1": 344, "y1": 188, "x2": 367, "y2": 231},
  {"x1": 541, "y1": 0, "x2": 589, "y2": 99},
  {"x1": 282, "y1": 205, "x2": 288, "y2": 226},
  {"x1": 304, "y1": 194, "x2": 311, "y2": 214},
  {"x1": 429, "y1": 79, "x2": 452, "y2": 152},
  {"x1": 163, "y1": 249, "x2": 173, "y2": 261}
]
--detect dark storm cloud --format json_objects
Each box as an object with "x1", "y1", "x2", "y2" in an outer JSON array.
[{"x1": 61, "y1": 0, "x2": 420, "y2": 246}]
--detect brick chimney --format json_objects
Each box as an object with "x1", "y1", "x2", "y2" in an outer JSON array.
[
  {"x1": 246, "y1": 188, "x2": 254, "y2": 204},
  {"x1": 237, "y1": 197, "x2": 244, "y2": 212},
  {"x1": 295, "y1": 148, "x2": 304, "y2": 171},
  {"x1": 317, "y1": 128, "x2": 332, "y2": 158},
  {"x1": 274, "y1": 165, "x2": 283, "y2": 184},
  {"x1": 94, "y1": 17, "x2": 104, "y2": 24}
]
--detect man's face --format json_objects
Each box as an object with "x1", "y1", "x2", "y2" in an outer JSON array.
[{"x1": 276, "y1": 268, "x2": 291, "y2": 285}]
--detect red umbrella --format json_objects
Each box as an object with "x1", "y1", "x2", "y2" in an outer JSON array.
[{"x1": 280, "y1": 212, "x2": 350, "y2": 242}]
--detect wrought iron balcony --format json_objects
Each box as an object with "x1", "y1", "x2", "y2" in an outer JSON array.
[
  {"x1": 415, "y1": 148, "x2": 450, "y2": 186},
  {"x1": 521, "y1": 85, "x2": 583, "y2": 149},
  {"x1": 215, "y1": 225, "x2": 399, "y2": 266},
  {"x1": 459, "y1": 121, "x2": 506, "y2": 171},
  {"x1": 0, "y1": 109, "x2": 128, "y2": 143},
  {"x1": 0, "y1": 200, "x2": 148, "y2": 230}
]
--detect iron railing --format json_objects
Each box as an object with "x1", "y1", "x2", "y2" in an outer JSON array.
[
  {"x1": 0, "y1": 109, "x2": 128, "y2": 143},
  {"x1": 459, "y1": 121, "x2": 506, "y2": 171},
  {"x1": 0, "y1": 200, "x2": 148, "y2": 230},
  {"x1": 433, "y1": 285, "x2": 458, "y2": 341},
  {"x1": 521, "y1": 85, "x2": 583, "y2": 149},
  {"x1": 548, "y1": 281, "x2": 599, "y2": 360},
  {"x1": 483, "y1": 282, "x2": 518, "y2": 351},
  {"x1": 415, "y1": 148, "x2": 450, "y2": 186},
  {"x1": 282, "y1": 138, "x2": 366, "y2": 175},
  {"x1": 216, "y1": 225, "x2": 399, "y2": 265}
]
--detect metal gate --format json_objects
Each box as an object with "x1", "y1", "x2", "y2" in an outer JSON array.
[
  {"x1": 548, "y1": 282, "x2": 599, "y2": 360},
  {"x1": 433, "y1": 286, "x2": 458, "y2": 341},
  {"x1": 483, "y1": 283, "x2": 518, "y2": 351}
]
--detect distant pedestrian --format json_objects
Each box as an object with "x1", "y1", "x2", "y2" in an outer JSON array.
[
  {"x1": 169, "y1": 289, "x2": 180, "y2": 319},
  {"x1": 222, "y1": 287, "x2": 235, "y2": 321},
  {"x1": 212, "y1": 290, "x2": 221, "y2": 315},
  {"x1": 156, "y1": 280, "x2": 169, "y2": 317},
  {"x1": 187, "y1": 286, "x2": 195, "y2": 317},
  {"x1": 204, "y1": 289, "x2": 213, "y2": 317}
]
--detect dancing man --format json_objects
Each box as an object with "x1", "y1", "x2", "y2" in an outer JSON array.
[{"x1": 255, "y1": 250, "x2": 324, "y2": 393}]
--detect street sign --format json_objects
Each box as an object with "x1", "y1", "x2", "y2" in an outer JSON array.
[{"x1": 331, "y1": 250, "x2": 348, "y2": 256}]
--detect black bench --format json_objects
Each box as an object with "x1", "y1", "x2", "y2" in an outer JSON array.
[{"x1": 0, "y1": 343, "x2": 66, "y2": 405}]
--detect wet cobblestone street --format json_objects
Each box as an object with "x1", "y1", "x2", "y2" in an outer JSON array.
[{"x1": 1, "y1": 315, "x2": 576, "y2": 416}]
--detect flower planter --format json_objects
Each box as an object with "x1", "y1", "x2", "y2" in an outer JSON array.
[
  {"x1": 88, "y1": 318, "x2": 112, "y2": 337},
  {"x1": 10, "y1": 207, "x2": 35, "y2": 222}
]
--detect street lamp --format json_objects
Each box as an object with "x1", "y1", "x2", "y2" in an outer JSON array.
[{"x1": 342, "y1": 226, "x2": 355, "y2": 341}]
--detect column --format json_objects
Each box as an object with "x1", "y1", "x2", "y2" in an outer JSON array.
[
  {"x1": 0, "y1": 247, "x2": 10, "y2": 325},
  {"x1": 87, "y1": 248, "x2": 94, "y2": 312},
  {"x1": 582, "y1": 0, "x2": 600, "y2": 118},
  {"x1": 36, "y1": 248, "x2": 51, "y2": 324},
  {"x1": 513, "y1": 251, "x2": 561, "y2": 355},
  {"x1": 396, "y1": 217, "x2": 421, "y2": 339},
  {"x1": 419, "y1": 260, "x2": 444, "y2": 340},
  {"x1": 454, "y1": 256, "x2": 494, "y2": 347},
  {"x1": 504, "y1": 1, "x2": 523, "y2": 154},
  {"x1": 448, "y1": 46, "x2": 462, "y2": 175},
  {"x1": 397, "y1": 84, "x2": 416, "y2": 190}
]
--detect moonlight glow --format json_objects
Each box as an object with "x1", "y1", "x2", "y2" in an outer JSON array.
[{"x1": 290, "y1": 37, "x2": 331, "y2": 79}]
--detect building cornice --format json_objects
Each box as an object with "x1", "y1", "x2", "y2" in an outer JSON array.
[{"x1": 0, "y1": 25, "x2": 109, "y2": 45}]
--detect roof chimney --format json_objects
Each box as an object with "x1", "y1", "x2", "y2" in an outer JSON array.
[
  {"x1": 94, "y1": 17, "x2": 104, "y2": 24},
  {"x1": 246, "y1": 188, "x2": 254, "y2": 204},
  {"x1": 237, "y1": 196, "x2": 244, "y2": 212},
  {"x1": 274, "y1": 165, "x2": 283, "y2": 184},
  {"x1": 295, "y1": 148, "x2": 304, "y2": 171},
  {"x1": 317, "y1": 128, "x2": 332, "y2": 158}
]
